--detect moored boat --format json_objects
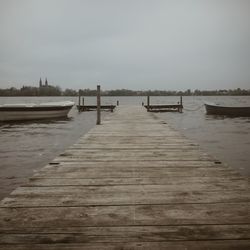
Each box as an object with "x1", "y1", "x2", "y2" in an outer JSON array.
[
  {"x1": 204, "y1": 102, "x2": 250, "y2": 117},
  {"x1": 0, "y1": 101, "x2": 75, "y2": 121}
]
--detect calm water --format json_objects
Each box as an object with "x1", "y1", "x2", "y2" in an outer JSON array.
[{"x1": 0, "y1": 96, "x2": 250, "y2": 199}]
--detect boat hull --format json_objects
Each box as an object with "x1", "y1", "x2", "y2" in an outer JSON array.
[
  {"x1": 205, "y1": 103, "x2": 250, "y2": 117},
  {"x1": 0, "y1": 102, "x2": 74, "y2": 121}
]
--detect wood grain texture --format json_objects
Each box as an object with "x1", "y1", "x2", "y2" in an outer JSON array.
[{"x1": 0, "y1": 105, "x2": 250, "y2": 249}]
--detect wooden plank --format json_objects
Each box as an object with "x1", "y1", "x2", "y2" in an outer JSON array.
[
  {"x1": 145, "y1": 104, "x2": 183, "y2": 108},
  {"x1": 67, "y1": 146, "x2": 201, "y2": 151},
  {"x1": 69, "y1": 145, "x2": 200, "y2": 150},
  {"x1": 59, "y1": 151, "x2": 210, "y2": 158},
  {"x1": 25, "y1": 176, "x2": 246, "y2": 187},
  {"x1": 78, "y1": 137, "x2": 192, "y2": 143},
  {"x1": 1, "y1": 225, "x2": 250, "y2": 243},
  {"x1": 77, "y1": 104, "x2": 116, "y2": 110},
  {"x1": 1, "y1": 186, "x2": 249, "y2": 207},
  {"x1": 62, "y1": 148, "x2": 207, "y2": 154},
  {"x1": 12, "y1": 183, "x2": 249, "y2": 196},
  {"x1": 40, "y1": 163, "x2": 230, "y2": 172},
  {"x1": 33, "y1": 166, "x2": 239, "y2": 178},
  {"x1": 1, "y1": 203, "x2": 250, "y2": 228},
  {"x1": 53, "y1": 156, "x2": 214, "y2": 162},
  {"x1": 1, "y1": 241, "x2": 250, "y2": 250},
  {"x1": 45, "y1": 160, "x2": 223, "y2": 167}
]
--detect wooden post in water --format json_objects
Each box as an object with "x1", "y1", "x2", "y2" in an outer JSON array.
[
  {"x1": 180, "y1": 96, "x2": 183, "y2": 113},
  {"x1": 81, "y1": 97, "x2": 84, "y2": 111},
  {"x1": 96, "y1": 85, "x2": 101, "y2": 125},
  {"x1": 78, "y1": 90, "x2": 81, "y2": 112},
  {"x1": 117, "y1": 100, "x2": 119, "y2": 106},
  {"x1": 147, "y1": 96, "x2": 150, "y2": 112}
]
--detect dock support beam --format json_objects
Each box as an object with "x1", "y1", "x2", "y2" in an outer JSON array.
[{"x1": 96, "y1": 85, "x2": 101, "y2": 125}]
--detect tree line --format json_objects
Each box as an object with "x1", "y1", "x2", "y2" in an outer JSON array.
[{"x1": 0, "y1": 86, "x2": 250, "y2": 96}]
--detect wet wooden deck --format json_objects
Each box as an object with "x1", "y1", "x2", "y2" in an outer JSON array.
[{"x1": 1, "y1": 106, "x2": 250, "y2": 249}]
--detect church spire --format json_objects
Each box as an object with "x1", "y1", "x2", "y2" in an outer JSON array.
[
  {"x1": 45, "y1": 78, "x2": 48, "y2": 86},
  {"x1": 39, "y1": 78, "x2": 42, "y2": 87}
]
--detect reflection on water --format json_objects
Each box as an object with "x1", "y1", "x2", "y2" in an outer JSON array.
[{"x1": 0, "y1": 96, "x2": 250, "y2": 199}]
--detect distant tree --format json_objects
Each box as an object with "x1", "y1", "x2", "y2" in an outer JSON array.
[
  {"x1": 38, "y1": 85, "x2": 62, "y2": 96},
  {"x1": 79, "y1": 88, "x2": 97, "y2": 96},
  {"x1": 0, "y1": 85, "x2": 250, "y2": 96},
  {"x1": 63, "y1": 88, "x2": 78, "y2": 96},
  {"x1": 20, "y1": 86, "x2": 38, "y2": 96}
]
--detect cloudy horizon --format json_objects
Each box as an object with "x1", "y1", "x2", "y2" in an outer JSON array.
[{"x1": 0, "y1": 0, "x2": 250, "y2": 91}]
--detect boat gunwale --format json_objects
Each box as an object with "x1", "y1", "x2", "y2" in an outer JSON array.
[
  {"x1": 204, "y1": 102, "x2": 250, "y2": 109},
  {"x1": 0, "y1": 101, "x2": 75, "y2": 112},
  {"x1": 204, "y1": 102, "x2": 250, "y2": 116}
]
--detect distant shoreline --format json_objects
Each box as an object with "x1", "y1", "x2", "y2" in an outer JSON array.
[{"x1": 0, "y1": 86, "x2": 250, "y2": 97}]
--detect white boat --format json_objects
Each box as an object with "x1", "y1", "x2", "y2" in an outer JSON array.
[
  {"x1": 0, "y1": 101, "x2": 75, "y2": 121},
  {"x1": 204, "y1": 102, "x2": 250, "y2": 117}
]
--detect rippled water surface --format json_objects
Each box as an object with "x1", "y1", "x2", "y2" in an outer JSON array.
[
  {"x1": 0, "y1": 96, "x2": 250, "y2": 199},
  {"x1": 153, "y1": 96, "x2": 250, "y2": 176}
]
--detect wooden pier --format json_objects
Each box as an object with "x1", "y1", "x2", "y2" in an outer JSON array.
[
  {"x1": 144, "y1": 104, "x2": 183, "y2": 112},
  {"x1": 77, "y1": 104, "x2": 116, "y2": 112},
  {"x1": 1, "y1": 106, "x2": 250, "y2": 249},
  {"x1": 144, "y1": 96, "x2": 183, "y2": 112}
]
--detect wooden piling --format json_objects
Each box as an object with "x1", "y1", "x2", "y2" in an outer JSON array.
[
  {"x1": 147, "y1": 95, "x2": 150, "y2": 111},
  {"x1": 179, "y1": 96, "x2": 183, "y2": 113},
  {"x1": 78, "y1": 90, "x2": 81, "y2": 112},
  {"x1": 96, "y1": 85, "x2": 101, "y2": 125},
  {"x1": 82, "y1": 97, "x2": 84, "y2": 107}
]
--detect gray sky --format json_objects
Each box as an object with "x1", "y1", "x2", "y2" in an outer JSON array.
[{"x1": 0, "y1": 0, "x2": 250, "y2": 90}]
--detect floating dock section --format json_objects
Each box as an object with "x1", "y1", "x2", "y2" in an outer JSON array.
[
  {"x1": 0, "y1": 106, "x2": 250, "y2": 249},
  {"x1": 77, "y1": 104, "x2": 116, "y2": 112},
  {"x1": 144, "y1": 104, "x2": 183, "y2": 112},
  {"x1": 144, "y1": 96, "x2": 183, "y2": 112}
]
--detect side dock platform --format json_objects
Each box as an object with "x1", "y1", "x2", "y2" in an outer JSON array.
[{"x1": 0, "y1": 106, "x2": 250, "y2": 249}]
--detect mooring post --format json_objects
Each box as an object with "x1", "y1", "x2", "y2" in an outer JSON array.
[
  {"x1": 180, "y1": 96, "x2": 183, "y2": 113},
  {"x1": 81, "y1": 97, "x2": 84, "y2": 111},
  {"x1": 78, "y1": 89, "x2": 81, "y2": 112},
  {"x1": 117, "y1": 100, "x2": 119, "y2": 106},
  {"x1": 147, "y1": 96, "x2": 150, "y2": 112},
  {"x1": 96, "y1": 85, "x2": 101, "y2": 125}
]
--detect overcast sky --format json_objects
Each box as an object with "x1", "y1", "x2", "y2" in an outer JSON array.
[{"x1": 0, "y1": 0, "x2": 250, "y2": 90}]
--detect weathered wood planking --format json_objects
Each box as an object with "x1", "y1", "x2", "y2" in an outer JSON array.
[
  {"x1": 1, "y1": 225, "x2": 250, "y2": 243},
  {"x1": 2, "y1": 188, "x2": 250, "y2": 207},
  {"x1": 1, "y1": 241, "x2": 250, "y2": 250},
  {"x1": 26, "y1": 176, "x2": 245, "y2": 187},
  {"x1": 1, "y1": 203, "x2": 250, "y2": 228},
  {"x1": 33, "y1": 166, "x2": 239, "y2": 178},
  {"x1": 0, "y1": 105, "x2": 250, "y2": 249}
]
